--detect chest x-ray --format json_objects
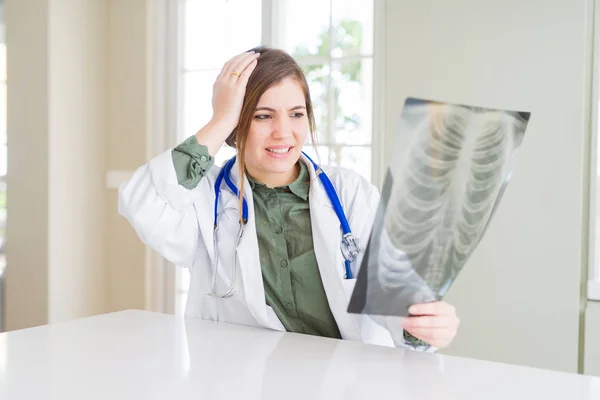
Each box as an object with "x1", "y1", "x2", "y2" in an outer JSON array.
[{"x1": 348, "y1": 97, "x2": 531, "y2": 316}]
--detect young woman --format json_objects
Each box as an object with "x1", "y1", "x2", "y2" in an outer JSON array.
[{"x1": 119, "y1": 47, "x2": 459, "y2": 350}]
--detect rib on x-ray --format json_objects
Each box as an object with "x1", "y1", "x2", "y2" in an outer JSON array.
[{"x1": 347, "y1": 97, "x2": 531, "y2": 317}]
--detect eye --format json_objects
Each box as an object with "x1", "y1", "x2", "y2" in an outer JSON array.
[
  {"x1": 254, "y1": 114, "x2": 272, "y2": 120},
  {"x1": 291, "y1": 112, "x2": 305, "y2": 118}
]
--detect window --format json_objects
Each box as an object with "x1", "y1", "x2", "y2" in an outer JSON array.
[
  {"x1": 173, "y1": 0, "x2": 375, "y2": 314},
  {"x1": 274, "y1": 0, "x2": 374, "y2": 182},
  {"x1": 179, "y1": 0, "x2": 262, "y2": 169}
]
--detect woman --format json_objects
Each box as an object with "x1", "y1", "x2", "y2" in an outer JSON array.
[{"x1": 119, "y1": 46, "x2": 459, "y2": 350}]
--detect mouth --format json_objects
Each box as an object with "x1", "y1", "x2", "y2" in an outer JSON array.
[{"x1": 265, "y1": 146, "x2": 294, "y2": 157}]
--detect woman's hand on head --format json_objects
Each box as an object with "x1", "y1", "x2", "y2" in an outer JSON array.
[
  {"x1": 211, "y1": 51, "x2": 260, "y2": 133},
  {"x1": 401, "y1": 301, "x2": 460, "y2": 348},
  {"x1": 194, "y1": 51, "x2": 259, "y2": 155}
]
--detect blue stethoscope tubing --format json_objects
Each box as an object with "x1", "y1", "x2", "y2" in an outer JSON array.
[{"x1": 211, "y1": 151, "x2": 361, "y2": 297}]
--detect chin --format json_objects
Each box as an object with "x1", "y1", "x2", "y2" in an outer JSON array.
[{"x1": 262, "y1": 157, "x2": 298, "y2": 173}]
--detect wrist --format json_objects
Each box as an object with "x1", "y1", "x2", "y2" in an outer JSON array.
[
  {"x1": 195, "y1": 119, "x2": 235, "y2": 156},
  {"x1": 207, "y1": 118, "x2": 236, "y2": 137}
]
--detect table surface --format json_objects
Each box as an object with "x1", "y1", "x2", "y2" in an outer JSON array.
[{"x1": 0, "y1": 310, "x2": 598, "y2": 399}]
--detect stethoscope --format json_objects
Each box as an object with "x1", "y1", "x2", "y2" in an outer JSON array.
[{"x1": 209, "y1": 152, "x2": 362, "y2": 298}]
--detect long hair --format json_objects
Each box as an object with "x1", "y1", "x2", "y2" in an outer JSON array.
[{"x1": 226, "y1": 46, "x2": 318, "y2": 222}]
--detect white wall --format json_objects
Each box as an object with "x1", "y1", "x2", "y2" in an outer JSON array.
[
  {"x1": 5, "y1": 0, "x2": 156, "y2": 330},
  {"x1": 105, "y1": 0, "x2": 151, "y2": 313},
  {"x1": 5, "y1": 0, "x2": 50, "y2": 330},
  {"x1": 47, "y1": 0, "x2": 107, "y2": 322},
  {"x1": 382, "y1": 0, "x2": 591, "y2": 373},
  {"x1": 585, "y1": 302, "x2": 600, "y2": 375},
  {"x1": 5, "y1": 0, "x2": 108, "y2": 328}
]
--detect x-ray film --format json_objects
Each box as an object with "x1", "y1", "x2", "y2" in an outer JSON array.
[{"x1": 347, "y1": 97, "x2": 531, "y2": 316}]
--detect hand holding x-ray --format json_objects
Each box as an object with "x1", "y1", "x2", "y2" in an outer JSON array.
[{"x1": 348, "y1": 98, "x2": 531, "y2": 317}]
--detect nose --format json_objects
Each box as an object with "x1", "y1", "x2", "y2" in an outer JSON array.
[{"x1": 272, "y1": 115, "x2": 293, "y2": 139}]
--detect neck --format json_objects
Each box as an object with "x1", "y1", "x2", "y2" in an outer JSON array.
[{"x1": 247, "y1": 162, "x2": 301, "y2": 188}]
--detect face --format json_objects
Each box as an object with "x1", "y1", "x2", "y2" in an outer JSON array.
[{"x1": 244, "y1": 77, "x2": 309, "y2": 185}]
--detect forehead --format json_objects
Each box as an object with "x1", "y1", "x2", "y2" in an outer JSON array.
[{"x1": 257, "y1": 77, "x2": 306, "y2": 106}]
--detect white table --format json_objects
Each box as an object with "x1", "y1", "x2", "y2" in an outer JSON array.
[{"x1": 0, "y1": 310, "x2": 598, "y2": 399}]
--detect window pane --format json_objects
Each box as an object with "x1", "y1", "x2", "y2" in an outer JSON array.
[
  {"x1": 340, "y1": 145, "x2": 371, "y2": 181},
  {"x1": 182, "y1": 70, "x2": 219, "y2": 139},
  {"x1": 302, "y1": 145, "x2": 333, "y2": 166},
  {"x1": 302, "y1": 145, "x2": 371, "y2": 182},
  {"x1": 279, "y1": 0, "x2": 331, "y2": 58},
  {"x1": 181, "y1": 71, "x2": 238, "y2": 166},
  {"x1": 183, "y1": 0, "x2": 262, "y2": 71},
  {"x1": 332, "y1": 0, "x2": 374, "y2": 57},
  {"x1": 214, "y1": 145, "x2": 236, "y2": 168},
  {"x1": 332, "y1": 59, "x2": 373, "y2": 145},
  {"x1": 301, "y1": 63, "x2": 329, "y2": 143}
]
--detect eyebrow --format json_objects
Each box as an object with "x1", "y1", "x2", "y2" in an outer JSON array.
[{"x1": 254, "y1": 106, "x2": 306, "y2": 112}]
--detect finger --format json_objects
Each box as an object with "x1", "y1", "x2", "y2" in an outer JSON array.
[
  {"x1": 238, "y1": 59, "x2": 258, "y2": 85},
  {"x1": 223, "y1": 52, "x2": 257, "y2": 79},
  {"x1": 229, "y1": 52, "x2": 260, "y2": 81},
  {"x1": 217, "y1": 54, "x2": 241, "y2": 80},
  {"x1": 402, "y1": 315, "x2": 455, "y2": 329},
  {"x1": 218, "y1": 51, "x2": 254, "y2": 80},
  {"x1": 409, "y1": 301, "x2": 455, "y2": 316}
]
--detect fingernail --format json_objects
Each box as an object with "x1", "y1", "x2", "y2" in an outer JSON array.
[{"x1": 409, "y1": 306, "x2": 417, "y2": 314}]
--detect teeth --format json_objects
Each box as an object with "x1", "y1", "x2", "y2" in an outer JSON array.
[{"x1": 267, "y1": 147, "x2": 290, "y2": 154}]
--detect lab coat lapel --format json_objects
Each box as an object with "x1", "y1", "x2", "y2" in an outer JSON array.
[
  {"x1": 192, "y1": 170, "x2": 218, "y2": 265},
  {"x1": 302, "y1": 154, "x2": 362, "y2": 341},
  {"x1": 226, "y1": 159, "x2": 283, "y2": 330}
]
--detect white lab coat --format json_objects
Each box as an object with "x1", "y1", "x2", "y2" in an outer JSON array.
[{"x1": 118, "y1": 149, "x2": 427, "y2": 350}]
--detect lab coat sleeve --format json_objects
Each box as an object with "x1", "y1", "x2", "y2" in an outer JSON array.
[
  {"x1": 355, "y1": 183, "x2": 437, "y2": 352},
  {"x1": 118, "y1": 149, "x2": 209, "y2": 269}
]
